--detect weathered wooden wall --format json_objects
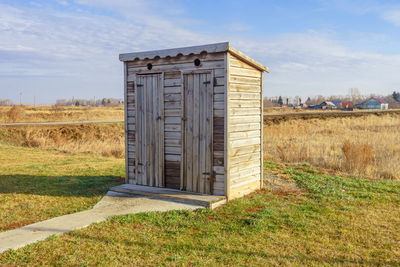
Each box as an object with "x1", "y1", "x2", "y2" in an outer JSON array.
[
  {"x1": 227, "y1": 53, "x2": 263, "y2": 199},
  {"x1": 126, "y1": 69, "x2": 136, "y2": 184},
  {"x1": 125, "y1": 52, "x2": 226, "y2": 195}
]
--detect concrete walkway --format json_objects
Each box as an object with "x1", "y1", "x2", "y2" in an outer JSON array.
[{"x1": 0, "y1": 191, "x2": 203, "y2": 253}]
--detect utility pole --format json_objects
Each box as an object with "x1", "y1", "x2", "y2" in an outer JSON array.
[
  {"x1": 19, "y1": 92, "x2": 22, "y2": 106},
  {"x1": 34, "y1": 95, "x2": 36, "y2": 107}
]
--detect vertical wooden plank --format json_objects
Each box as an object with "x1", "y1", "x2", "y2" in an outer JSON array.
[
  {"x1": 133, "y1": 73, "x2": 139, "y2": 185},
  {"x1": 150, "y1": 74, "x2": 155, "y2": 187},
  {"x1": 141, "y1": 76, "x2": 147, "y2": 185},
  {"x1": 146, "y1": 75, "x2": 150, "y2": 186},
  {"x1": 180, "y1": 72, "x2": 185, "y2": 190},
  {"x1": 136, "y1": 75, "x2": 143, "y2": 185},
  {"x1": 206, "y1": 72, "x2": 214, "y2": 194},
  {"x1": 142, "y1": 75, "x2": 147, "y2": 185},
  {"x1": 225, "y1": 53, "x2": 231, "y2": 199},
  {"x1": 199, "y1": 73, "x2": 206, "y2": 193},
  {"x1": 153, "y1": 75, "x2": 157, "y2": 187},
  {"x1": 192, "y1": 73, "x2": 200, "y2": 192},
  {"x1": 159, "y1": 73, "x2": 165, "y2": 187},
  {"x1": 137, "y1": 75, "x2": 141, "y2": 185},
  {"x1": 141, "y1": 75, "x2": 146, "y2": 185},
  {"x1": 123, "y1": 62, "x2": 129, "y2": 183},
  {"x1": 144, "y1": 75, "x2": 147, "y2": 186},
  {"x1": 185, "y1": 74, "x2": 194, "y2": 192}
]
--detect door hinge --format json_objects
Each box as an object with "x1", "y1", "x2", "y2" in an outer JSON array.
[
  {"x1": 203, "y1": 81, "x2": 211, "y2": 85},
  {"x1": 136, "y1": 84, "x2": 144, "y2": 87},
  {"x1": 202, "y1": 172, "x2": 210, "y2": 175}
]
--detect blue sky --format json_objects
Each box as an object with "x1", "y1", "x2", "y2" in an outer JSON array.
[{"x1": 1, "y1": 0, "x2": 400, "y2": 104}]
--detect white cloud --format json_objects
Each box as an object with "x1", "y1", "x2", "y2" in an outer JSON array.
[
  {"x1": 57, "y1": 0, "x2": 70, "y2": 6},
  {"x1": 383, "y1": 10, "x2": 400, "y2": 26},
  {"x1": 226, "y1": 23, "x2": 252, "y2": 32}
]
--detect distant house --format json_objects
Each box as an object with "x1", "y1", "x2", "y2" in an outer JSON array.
[
  {"x1": 340, "y1": 100, "x2": 354, "y2": 110},
  {"x1": 355, "y1": 98, "x2": 388, "y2": 110},
  {"x1": 331, "y1": 100, "x2": 342, "y2": 107},
  {"x1": 299, "y1": 103, "x2": 308, "y2": 108},
  {"x1": 308, "y1": 101, "x2": 336, "y2": 110},
  {"x1": 331, "y1": 100, "x2": 354, "y2": 110}
]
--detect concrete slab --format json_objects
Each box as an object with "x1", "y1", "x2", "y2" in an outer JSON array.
[
  {"x1": 0, "y1": 192, "x2": 203, "y2": 253},
  {"x1": 109, "y1": 184, "x2": 227, "y2": 209}
]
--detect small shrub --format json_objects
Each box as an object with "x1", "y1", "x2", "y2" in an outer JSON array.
[
  {"x1": 50, "y1": 105, "x2": 64, "y2": 120},
  {"x1": 6, "y1": 106, "x2": 25, "y2": 123},
  {"x1": 22, "y1": 138, "x2": 43, "y2": 148},
  {"x1": 342, "y1": 140, "x2": 374, "y2": 173},
  {"x1": 276, "y1": 143, "x2": 310, "y2": 163},
  {"x1": 102, "y1": 147, "x2": 124, "y2": 158}
]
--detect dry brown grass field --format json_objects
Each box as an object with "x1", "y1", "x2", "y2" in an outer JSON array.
[
  {"x1": 0, "y1": 105, "x2": 123, "y2": 123},
  {"x1": 0, "y1": 123, "x2": 124, "y2": 158},
  {"x1": 263, "y1": 113, "x2": 400, "y2": 181},
  {"x1": 1, "y1": 107, "x2": 398, "y2": 180},
  {"x1": 263, "y1": 107, "x2": 350, "y2": 114}
]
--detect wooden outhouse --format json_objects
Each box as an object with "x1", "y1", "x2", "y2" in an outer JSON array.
[{"x1": 119, "y1": 42, "x2": 269, "y2": 200}]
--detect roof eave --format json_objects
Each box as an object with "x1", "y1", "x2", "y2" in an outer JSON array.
[
  {"x1": 119, "y1": 42, "x2": 270, "y2": 73},
  {"x1": 119, "y1": 42, "x2": 229, "y2": 62}
]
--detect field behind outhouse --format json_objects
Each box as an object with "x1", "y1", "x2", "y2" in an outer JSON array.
[{"x1": 263, "y1": 113, "x2": 400, "y2": 181}]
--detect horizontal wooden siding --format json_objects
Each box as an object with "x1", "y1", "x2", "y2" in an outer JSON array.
[{"x1": 228, "y1": 53, "x2": 262, "y2": 199}]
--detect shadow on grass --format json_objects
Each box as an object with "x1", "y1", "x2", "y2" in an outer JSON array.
[{"x1": 0, "y1": 175, "x2": 124, "y2": 197}]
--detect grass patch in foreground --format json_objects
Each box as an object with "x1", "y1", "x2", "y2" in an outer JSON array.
[
  {"x1": 1, "y1": 164, "x2": 399, "y2": 265},
  {"x1": 0, "y1": 143, "x2": 124, "y2": 231}
]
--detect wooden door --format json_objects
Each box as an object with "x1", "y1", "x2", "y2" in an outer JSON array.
[
  {"x1": 136, "y1": 74, "x2": 164, "y2": 187},
  {"x1": 183, "y1": 72, "x2": 213, "y2": 194}
]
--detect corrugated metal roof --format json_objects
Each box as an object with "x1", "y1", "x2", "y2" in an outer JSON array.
[
  {"x1": 331, "y1": 100, "x2": 342, "y2": 106},
  {"x1": 373, "y1": 97, "x2": 387, "y2": 104},
  {"x1": 358, "y1": 98, "x2": 388, "y2": 105},
  {"x1": 119, "y1": 42, "x2": 270, "y2": 72}
]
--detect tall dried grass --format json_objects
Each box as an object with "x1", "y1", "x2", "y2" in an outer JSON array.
[
  {"x1": 0, "y1": 124, "x2": 124, "y2": 158},
  {"x1": 263, "y1": 114, "x2": 400, "y2": 180},
  {"x1": 0, "y1": 106, "x2": 123, "y2": 123},
  {"x1": 4, "y1": 106, "x2": 26, "y2": 122}
]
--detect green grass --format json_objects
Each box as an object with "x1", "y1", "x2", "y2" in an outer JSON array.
[
  {"x1": 0, "y1": 143, "x2": 124, "y2": 231},
  {"x1": 1, "y1": 159, "x2": 399, "y2": 265}
]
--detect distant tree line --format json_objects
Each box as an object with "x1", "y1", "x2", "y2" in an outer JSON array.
[
  {"x1": 264, "y1": 89, "x2": 400, "y2": 109},
  {"x1": 56, "y1": 98, "x2": 123, "y2": 107},
  {"x1": 393, "y1": 91, "x2": 400, "y2": 103},
  {"x1": 0, "y1": 99, "x2": 14, "y2": 106}
]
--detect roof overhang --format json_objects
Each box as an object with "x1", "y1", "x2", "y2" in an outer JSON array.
[{"x1": 119, "y1": 42, "x2": 270, "y2": 73}]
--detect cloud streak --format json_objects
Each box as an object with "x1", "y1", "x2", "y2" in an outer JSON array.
[{"x1": 383, "y1": 9, "x2": 400, "y2": 26}]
